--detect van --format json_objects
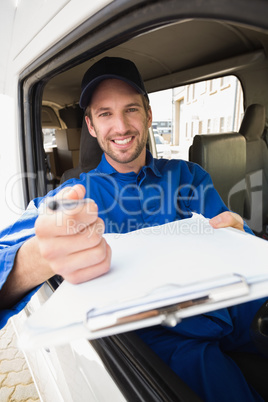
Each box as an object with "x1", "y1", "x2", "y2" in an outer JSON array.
[{"x1": 1, "y1": 0, "x2": 268, "y2": 400}]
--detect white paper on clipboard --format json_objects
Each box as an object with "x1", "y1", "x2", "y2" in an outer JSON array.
[{"x1": 19, "y1": 214, "x2": 268, "y2": 350}]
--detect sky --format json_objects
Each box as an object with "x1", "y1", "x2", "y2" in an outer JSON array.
[{"x1": 148, "y1": 89, "x2": 172, "y2": 121}]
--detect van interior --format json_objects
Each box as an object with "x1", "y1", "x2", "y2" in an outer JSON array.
[{"x1": 37, "y1": 13, "x2": 268, "y2": 240}]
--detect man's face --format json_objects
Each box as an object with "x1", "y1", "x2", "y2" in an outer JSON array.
[{"x1": 85, "y1": 79, "x2": 152, "y2": 173}]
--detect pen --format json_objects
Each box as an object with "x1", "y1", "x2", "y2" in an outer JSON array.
[{"x1": 46, "y1": 198, "x2": 93, "y2": 211}]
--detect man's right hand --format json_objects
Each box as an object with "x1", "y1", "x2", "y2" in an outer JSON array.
[
  {"x1": 35, "y1": 184, "x2": 111, "y2": 284},
  {"x1": 0, "y1": 184, "x2": 111, "y2": 309}
]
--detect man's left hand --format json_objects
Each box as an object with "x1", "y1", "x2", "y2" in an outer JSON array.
[{"x1": 209, "y1": 211, "x2": 244, "y2": 232}]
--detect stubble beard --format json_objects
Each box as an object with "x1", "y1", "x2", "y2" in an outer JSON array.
[{"x1": 94, "y1": 125, "x2": 149, "y2": 165}]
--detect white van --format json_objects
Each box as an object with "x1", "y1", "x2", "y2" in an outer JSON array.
[{"x1": 1, "y1": 0, "x2": 268, "y2": 400}]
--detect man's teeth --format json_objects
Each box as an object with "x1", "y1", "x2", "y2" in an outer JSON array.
[{"x1": 113, "y1": 137, "x2": 132, "y2": 145}]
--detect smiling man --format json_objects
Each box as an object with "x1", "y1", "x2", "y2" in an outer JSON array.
[
  {"x1": 0, "y1": 57, "x2": 266, "y2": 402},
  {"x1": 85, "y1": 78, "x2": 151, "y2": 172}
]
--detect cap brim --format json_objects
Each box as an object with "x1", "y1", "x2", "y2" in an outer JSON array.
[{"x1": 79, "y1": 74, "x2": 146, "y2": 109}]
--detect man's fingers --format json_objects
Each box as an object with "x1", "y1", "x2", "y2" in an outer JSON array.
[
  {"x1": 37, "y1": 218, "x2": 105, "y2": 261},
  {"x1": 35, "y1": 200, "x2": 99, "y2": 237},
  {"x1": 50, "y1": 238, "x2": 108, "y2": 276},
  {"x1": 59, "y1": 242, "x2": 112, "y2": 284},
  {"x1": 34, "y1": 184, "x2": 111, "y2": 283},
  {"x1": 209, "y1": 211, "x2": 244, "y2": 231},
  {"x1": 55, "y1": 184, "x2": 86, "y2": 201}
]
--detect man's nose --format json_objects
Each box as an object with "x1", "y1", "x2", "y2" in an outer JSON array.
[{"x1": 114, "y1": 113, "x2": 129, "y2": 133}]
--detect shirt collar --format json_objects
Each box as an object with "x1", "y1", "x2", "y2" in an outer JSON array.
[
  {"x1": 95, "y1": 151, "x2": 162, "y2": 178},
  {"x1": 143, "y1": 150, "x2": 162, "y2": 177},
  {"x1": 95, "y1": 153, "x2": 118, "y2": 175}
]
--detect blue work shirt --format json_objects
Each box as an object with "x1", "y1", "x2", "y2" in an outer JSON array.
[
  {"x1": 0, "y1": 151, "x2": 264, "y2": 401},
  {"x1": 77, "y1": 150, "x2": 231, "y2": 232}
]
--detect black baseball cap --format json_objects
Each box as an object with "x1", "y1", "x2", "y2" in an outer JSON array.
[{"x1": 79, "y1": 56, "x2": 149, "y2": 109}]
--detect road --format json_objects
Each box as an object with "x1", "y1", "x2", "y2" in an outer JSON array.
[{"x1": 0, "y1": 318, "x2": 40, "y2": 402}]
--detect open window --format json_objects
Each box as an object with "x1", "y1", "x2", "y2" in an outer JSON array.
[{"x1": 150, "y1": 75, "x2": 244, "y2": 160}]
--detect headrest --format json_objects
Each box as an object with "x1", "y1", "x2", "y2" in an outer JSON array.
[
  {"x1": 190, "y1": 133, "x2": 246, "y2": 215},
  {"x1": 79, "y1": 118, "x2": 103, "y2": 170},
  {"x1": 239, "y1": 104, "x2": 265, "y2": 141}
]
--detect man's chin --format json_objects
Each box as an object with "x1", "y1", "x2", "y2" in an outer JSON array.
[
  {"x1": 111, "y1": 155, "x2": 137, "y2": 164},
  {"x1": 107, "y1": 149, "x2": 141, "y2": 164}
]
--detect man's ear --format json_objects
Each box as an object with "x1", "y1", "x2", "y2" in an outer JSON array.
[
  {"x1": 147, "y1": 106, "x2": 153, "y2": 128},
  {"x1": 85, "y1": 115, "x2": 97, "y2": 138}
]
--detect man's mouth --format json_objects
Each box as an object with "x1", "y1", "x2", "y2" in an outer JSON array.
[{"x1": 112, "y1": 136, "x2": 133, "y2": 145}]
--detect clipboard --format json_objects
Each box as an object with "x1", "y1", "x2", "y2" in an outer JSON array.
[
  {"x1": 85, "y1": 274, "x2": 249, "y2": 333},
  {"x1": 19, "y1": 214, "x2": 268, "y2": 350}
]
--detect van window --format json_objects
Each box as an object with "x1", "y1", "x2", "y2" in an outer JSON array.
[
  {"x1": 42, "y1": 105, "x2": 61, "y2": 150},
  {"x1": 149, "y1": 75, "x2": 243, "y2": 160},
  {"x1": 43, "y1": 128, "x2": 57, "y2": 150}
]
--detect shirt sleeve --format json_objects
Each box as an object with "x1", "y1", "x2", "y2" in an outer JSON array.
[
  {"x1": 181, "y1": 162, "x2": 254, "y2": 235},
  {"x1": 176, "y1": 162, "x2": 228, "y2": 218},
  {"x1": 0, "y1": 199, "x2": 41, "y2": 328}
]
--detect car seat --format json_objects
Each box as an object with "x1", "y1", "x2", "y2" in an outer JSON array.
[
  {"x1": 189, "y1": 132, "x2": 247, "y2": 217},
  {"x1": 60, "y1": 117, "x2": 103, "y2": 183},
  {"x1": 239, "y1": 103, "x2": 268, "y2": 237}
]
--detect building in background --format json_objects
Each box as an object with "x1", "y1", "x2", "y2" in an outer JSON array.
[{"x1": 150, "y1": 75, "x2": 244, "y2": 160}]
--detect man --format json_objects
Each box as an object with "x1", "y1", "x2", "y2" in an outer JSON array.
[{"x1": 0, "y1": 57, "x2": 265, "y2": 401}]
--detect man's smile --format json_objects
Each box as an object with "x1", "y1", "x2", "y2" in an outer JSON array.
[{"x1": 112, "y1": 136, "x2": 134, "y2": 146}]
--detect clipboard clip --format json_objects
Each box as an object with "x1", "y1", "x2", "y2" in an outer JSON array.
[{"x1": 84, "y1": 274, "x2": 249, "y2": 333}]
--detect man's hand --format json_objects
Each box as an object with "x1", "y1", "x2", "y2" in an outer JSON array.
[
  {"x1": 35, "y1": 184, "x2": 111, "y2": 284},
  {"x1": 209, "y1": 211, "x2": 244, "y2": 232},
  {"x1": 0, "y1": 184, "x2": 111, "y2": 309}
]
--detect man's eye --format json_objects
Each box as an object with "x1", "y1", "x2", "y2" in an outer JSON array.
[
  {"x1": 127, "y1": 108, "x2": 138, "y2": 112},
  {"x1": 99, "y1": 112, "x2": 110, "y2": 117}
]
